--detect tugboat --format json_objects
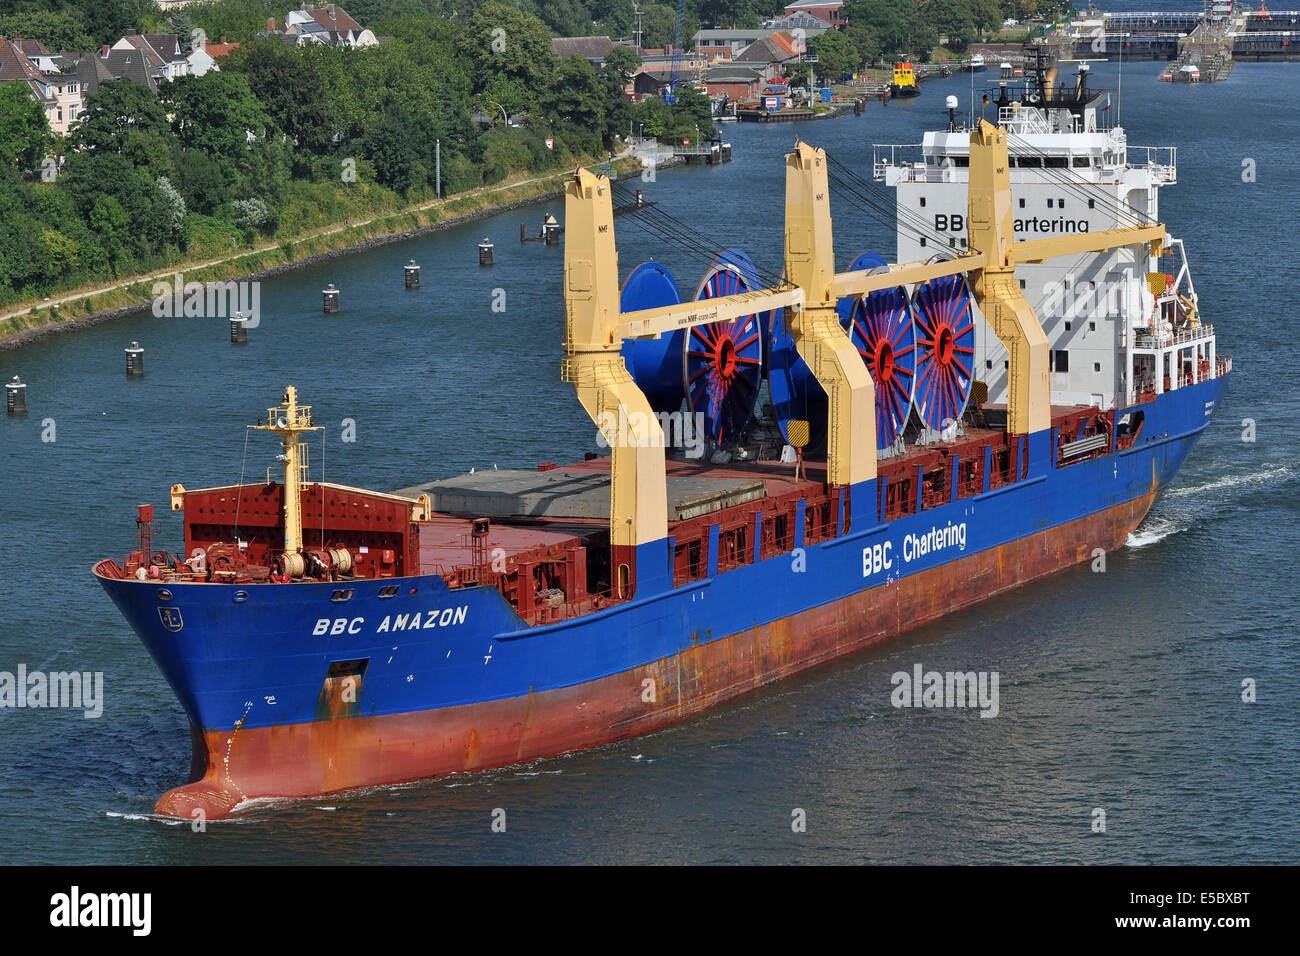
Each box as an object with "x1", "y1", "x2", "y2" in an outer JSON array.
[
  {"x1": 95, "y1": 82, "x2": 1227, "y2": 819},
  {"x1": 889, "y1": 61, "x2": 921, "y2": 97}
]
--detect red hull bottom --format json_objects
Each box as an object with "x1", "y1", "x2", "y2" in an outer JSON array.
[{"x1": 156, "y1": 493, "x2": 1155, "y2": 820}]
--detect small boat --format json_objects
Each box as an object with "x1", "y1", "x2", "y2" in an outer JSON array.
[
  {"x1": 969, "y1": 53, "x2": 987, "y2": 72},
  {"x1": 889, "y1": 61, "x2": 920, "y2": 98}
]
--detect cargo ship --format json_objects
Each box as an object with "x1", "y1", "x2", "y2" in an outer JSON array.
[{"x1": 95, "y1": 68, "x2": 1229, "y2": 820}]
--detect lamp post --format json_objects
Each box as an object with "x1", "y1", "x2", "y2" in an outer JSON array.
[{"x1": 486, "y1": 99, "x2": 508, "y2": 127}]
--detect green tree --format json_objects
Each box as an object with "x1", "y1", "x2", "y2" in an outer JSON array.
[
  {"x1": 0, "y1": 82, "x2": 52, "y2": 171},
  {"x1": 468, "y1": 2, "x2": 559, "y2": 120},
  {"x1": 808, "y1": 29, "x2": 861, "y2": 81},
  {"x1": 71, "y1": 79, "x2": 171, "y2": 155},
  {"x1": 224, "y1": 38, "x2": 333, "y2": 154},
  {"x1": 0, "y1": 12, "x2": 96, "y2": 52}
]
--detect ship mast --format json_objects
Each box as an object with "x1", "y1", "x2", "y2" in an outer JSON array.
[{"x1": 251, "y1": 386, "x2": 322, "y2": 575}]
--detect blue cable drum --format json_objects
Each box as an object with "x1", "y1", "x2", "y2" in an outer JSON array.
[
  {"x1": 686, "y1": 249, "x2": 767, "y2": 445},
  {"x1": 912, "y1": 273, "x2": 976, "y2": 430},
  {"x1": 619, "y1": 261, "x2": 685, "y2": 414},
  {"x1": 769, "y1": 251, "x2": 886, "y2": 444},
  {"x1": 847, "y1": 285, "x2": 916, "y2": 448}
]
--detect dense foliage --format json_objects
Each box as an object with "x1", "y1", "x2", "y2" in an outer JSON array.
[{"x1": 0, "y1": 0, "x2": 714, "y2": 305}]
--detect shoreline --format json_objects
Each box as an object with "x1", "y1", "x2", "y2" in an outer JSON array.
[{"x1": 0, "y1": 156, "x2": 679, "y2": 353}]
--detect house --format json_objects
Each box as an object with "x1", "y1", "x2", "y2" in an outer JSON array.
[
  {"x1": 0, "y1": 36, "x2": 61, "y2": 134},
  {"x1": 734, "y1": 31, "x2": 803, "y2": 82},
  {"x1": 552, "y1": 36, "x2": 615, "y2": 66},
  {"x1": 111, "y1": 33, "x2": 194, "y2": 82},
  {"x1": 693, "y1": 29, "x2": 773, "y2": 61},
  {"x1": 781, "y1": 0, "x2": 846, "y2": 27},
  {"x1": 701, "y1": 63, "x2": 765, "y2": 101},
  {"x1": 769, "y1": 11, "x2": 835, "y2": 37},
  {"x1": 279, "y1": 6, "x2": 378, "y2": 48},
  {"x1": 630, "y1": 71, "x2": 669, "y2": 101}
]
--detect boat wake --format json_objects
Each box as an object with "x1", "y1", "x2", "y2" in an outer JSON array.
[
  {"x1": 1125, "y1": 514, "x2": 1188, "y2": 549},
  {"x1": 1128, "y1": 463, "x2": 1295, "y2": 549},
  {"x1": 1163, "y1": 462, "x2": 1295, "y2": 500}
]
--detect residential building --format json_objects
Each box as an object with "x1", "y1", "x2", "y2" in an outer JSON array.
[
  {"x1": 552, "y1": 36, "x2": 615, "y2": 66},
  {"x1": 781, "y1": 0, "x2": 846, "y2": 27}
]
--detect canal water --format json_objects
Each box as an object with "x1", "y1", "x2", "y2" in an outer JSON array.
[{"x1": 1, "y1": 58, "x2": 1296, "y2": 864}]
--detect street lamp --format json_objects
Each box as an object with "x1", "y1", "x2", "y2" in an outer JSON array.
[{"x1": 485, "y1": 99, "x2": 508, "y2": 127}]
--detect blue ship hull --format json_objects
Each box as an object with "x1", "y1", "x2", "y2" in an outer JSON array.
[{"x1": 96, "y1": 375, "x2": 1228, "y2": 815}]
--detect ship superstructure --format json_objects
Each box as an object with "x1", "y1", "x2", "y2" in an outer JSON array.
[
  {"x1": 875, "y1": 63, "x2": 1217, "y2": 415},
  {"x1": 94, "y1": 107, "x2": 1230, "y2": 820}
]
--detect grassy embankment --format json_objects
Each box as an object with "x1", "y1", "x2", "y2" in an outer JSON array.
[{"x1": 0, "y1": 154, "x2": 641, "y2": 347}]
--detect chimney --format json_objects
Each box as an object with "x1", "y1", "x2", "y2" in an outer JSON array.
[
  {"x1": 101, "y1": 45, "x2": 109, "y2": 58},
  {"x1": 327, "y1": 3, "x2": 336, "y2": 20}
]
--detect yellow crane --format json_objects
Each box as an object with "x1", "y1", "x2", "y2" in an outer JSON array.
[{"x1": 564, "y1": 119, "x2": 1167, "y2": 598}]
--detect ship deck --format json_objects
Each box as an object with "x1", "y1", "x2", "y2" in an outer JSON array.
[{"x1": 394, "y1": 404, "x2": 1100, "y2": 572}]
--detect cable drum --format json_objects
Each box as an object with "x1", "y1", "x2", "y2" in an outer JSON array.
[
  {"x1": 848, "y1": 285, "x2": 916, "y2": 448},
  {"x1": 912, "y1": 274, "x2": 977, "y2": 430},
  {"x1": 686, "y1": 249, "x2": 767, "y2": 445},
  {"x1": 769, "y1": 251, "x2": 887, "y2": 446},
  {"x1": 619, "y1": 261, "x2": 686, "y2": 415}
]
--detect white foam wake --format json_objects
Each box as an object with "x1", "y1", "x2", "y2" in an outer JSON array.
[{"x1": 1163, "y1": 463, "x2": 1295, "y2": 500}]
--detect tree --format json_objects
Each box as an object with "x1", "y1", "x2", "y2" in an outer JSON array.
[
  {"x1": 71, "y1": 79, "x2": 171, "y2": 156},
  {"x1": 0, "y1": 12, "x2": 96, "y2": 52},
  {"x1": 809, "y1": 29, "x2": 862, "y2": 81},
  {"x1": 604, "y1": 46, "x2": 643, "y2": 80},
  {"x1": 224, "y1": 38, "x2": 333, "y2": 154},
  {"x1": 468, "y1": 3, "x2": 559, "y2": 120},
  {"x1": 161, "y1": 72, "x2": 273, "y2": 162},
  {"x1": 548, "y1": 56, "x2": 607, "y2": 150},
  {"x1": 0, "y1": 83, "x2": 52, "y2": 172},
  {"x1": 88, "y1": 194, "x2": 131, "y2": 270},
  {"x1": 642, "y1": 4, "x2": 677, "y2": 49}
]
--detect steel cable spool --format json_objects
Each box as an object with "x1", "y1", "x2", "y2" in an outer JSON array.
[
  {"x1": 848, "y1": 284, "x2": 916, "y2": 448},
  {"x1": 619, "y1": 261, "x2": 686, "y2": 415},
  {"x1": 912, "y1": 273, "x2": 976, "y2": 430},
  {"x1": 769, "y1": 252, "x2": 886, "y2": 446},
  {"x1": 686, "y1": 249, "x2": 767, "y2": 445}
]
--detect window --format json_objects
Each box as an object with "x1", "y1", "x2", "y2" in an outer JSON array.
[
  {"x1": 1018, "y1": 278, "x2": 1025, "y2": 289},
  {"x1": 1094, "y1": 362, "x2": 1102, "y2": 372},
  {"x1": 1018, "y1": 197, "x2": 1026, "y2": 208},
  {"x1": 56, "y1": 107, "x2": 63, "y2": 121},
  {"x1": 1073, "y1": 156, "x2": 1089, "y2": 168},
  {"x1": 68, "y1": 106, "x2": 76, "y2": 120},
  {"x1": 1089, "y1": 320, "x2": 1096, "y2": 331},
  {"x1": 1065, "y1": 321, "x2": 1072, "y2": 331},
  {"x1": 986, "y1": 360, "x2": 993, "y2": 370},
  {"x1": 920, "y1": 197, "x2": 926, "y2": 207},
  {"x1": 1047, "y1": 198, "x2": 1054, "y2": 208},
  {"x1": 1059, "y1": 198, "x2": 1066, "y2": 208},
  {"x1": 1088, "y1": 199, "x2": 1095, "y2": 209},
  {"x1": 330, "y1": 588, "x2": 354, "y2": 602},
  {"x1": 69, "y1": 82, "x2": 78, "y2": 93},
  {"x1": 949, "y1": 237, "x2": 957, "y2": 247},
  {"x1": 920, "y1": 237, "x2": 927, "y2": 247},
  {"x1": 378, "y1": 585, "x2": 400, "y2": 598},
  {"x1": 1052, "y1": 349, "x2": 1070, "y2": 372}
]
